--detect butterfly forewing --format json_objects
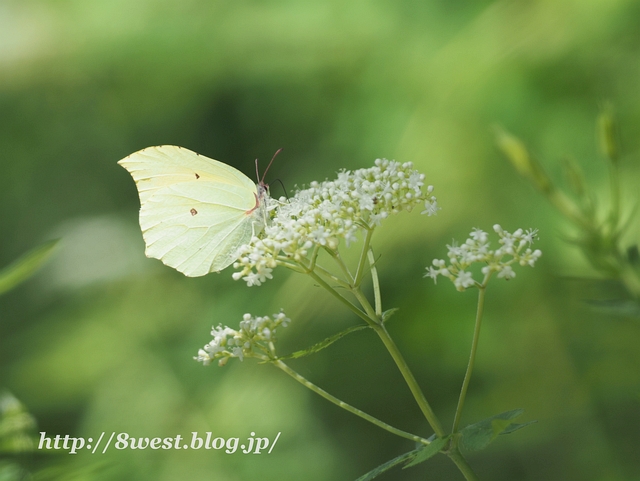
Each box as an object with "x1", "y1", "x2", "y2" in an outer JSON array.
[
  {"x1": 118, "y1": 145, "x2": 263, "y2": 277},
  {"x1": 118, "y1": 145, "x2": 257, "y2": 204}
]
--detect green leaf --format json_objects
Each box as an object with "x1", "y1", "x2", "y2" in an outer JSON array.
[
  {"x1": 459, "y1": 409, "x2": 530, "y2": 452},
  {"x1": 500, "y1": 420, "x2": 537, "y2": 435},
  {"x1": 381, "y1": 308, "x2": 399, "y2": 323},
  {"x1": 403, "y1": 436, "x2": 448, "y2": 468},
  {"x1": 277, "y1": 324, "x2": 369, "y2": 360},
  {"x1": 354, "y1": 437, "x2": 447, "y2": 480},
  {"x1": 355, "y1": 447, "x2": 421, "y2": 481},
  {"x1": 0, "y1": 240, "x2": 59, "y2": 296},
  {"x1": 0, "y1": 392, "x2": 37, "y2": 454},
  {"x1": 585, "y1": 299, "x2": 640, "y2": 319}
]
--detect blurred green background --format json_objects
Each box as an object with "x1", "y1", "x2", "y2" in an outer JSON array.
[{"x1": 1, "y1": 0, "x2": 639, "y2": 479}]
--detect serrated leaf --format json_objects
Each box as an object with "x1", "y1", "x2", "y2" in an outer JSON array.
[
  {"x1": 0, "y1": 240, "x2": 59, "y2": 296},
  {"x1": 459, "y1": 409, "x2": 525, "y2": 452},
  {"x1": 403, "y1": 436, "x2": 448, "y2": 468},
  {"x1": 381, "y1": 308, "x2": 399, "y2": 323},
  {"x1": 355, "y1": 447, "x2": 421, "y2": 481},
  {"x1": 277, "y1": 324, "x2": 369, "y2": 360}
]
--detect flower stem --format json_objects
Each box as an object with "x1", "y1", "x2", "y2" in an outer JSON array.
[
  {"x1": 324, "y1": 247, "x2": 355, "y2": 284},
  {"x1": 370, "y1": 322, "x2": 447, "y2": 438},
  {"x1": 367, "y1": 248, "x2": 382, "y2": 316},
  {"x1": 452, "y1": 285, "x2": 486, "y2": 433},
  {"x1": 607, "y1": 158, "x2": 620, "y2": 231},
  {"x1": 306, "y1": 269, "x2": 371, "y2": 324},
  {"x1": 448, "y1": 445, "x2": 480, "y2": 481},
  {"x1": 272, "y1": 359, "x2": 431, "y2": 445},
  {"x1": 314, "y1": 263, "x2": 351, "y2": 288},
  {"x1": 354, "y1": 227, "x2": 374, "y2": 287},
  {"x1": 314, "y1": 267, "x2": 447, "y2": 439}
]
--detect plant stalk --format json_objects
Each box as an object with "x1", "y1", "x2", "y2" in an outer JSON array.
[
  {"x1": 452, "y1": 285, "x2": 486, "y2": 433},
  {"x1": 371, "y1": 322, "x2": 446, "y2": 438},
  {"x1": 272, "y1": 359, "x2": 431, "y2": 445},
  {"x1": 448, "y1": 445, "x2": 480, "y2": 481}
]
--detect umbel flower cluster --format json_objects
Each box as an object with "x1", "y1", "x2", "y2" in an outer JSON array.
[
  {"x1": 425, "y1": 225, "x2": 542, "y2": 290},
  {"x1": 195, "y1": 311, "x2": 290, "y2": 366},
  {"x1": 233, "y1": 159, "x2": 439, "y2": 286}
]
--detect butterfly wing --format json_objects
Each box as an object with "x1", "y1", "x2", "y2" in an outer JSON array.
[
  {"x1": 118, "y1": 146, "x2": 260, "y2": 277},
  {"x1": 118, "y1": 145, "x2": 257, "y2": 204}
]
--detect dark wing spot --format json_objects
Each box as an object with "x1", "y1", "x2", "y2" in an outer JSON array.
[
  {"x1": 195, "y1": 173, "x2": 200, "y2": 179},
  {"x1": 190, "y1": 208, "x2": 198, "y2": 216}
]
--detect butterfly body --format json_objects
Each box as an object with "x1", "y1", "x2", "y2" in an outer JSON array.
[{"x1": 119, "y1": 145, "x2": 266, "y2": 277}]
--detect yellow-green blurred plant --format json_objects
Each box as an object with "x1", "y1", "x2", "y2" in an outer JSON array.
[
  {"x1": 0, "y1": 392, "x2": 38, "y2": 481},
  {"x1": 0, "y1": 241, "x2": 58, "y2": 480},
  {"x1": 0, "y1": 241, "x2": 58, "y2": 297},
  {"x1": 495, "y1": 106, "x2": 640, "y2": 304}
]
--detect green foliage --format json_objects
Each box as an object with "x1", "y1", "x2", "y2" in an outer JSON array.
[
  {"x1": 585, "y1": 298, "x2": 640, "y2": 319},
  {"x1": 354, "y1": 436, "x2": 449, "y2": 480},
  {"x1": 459, "y1": 409, "x2": 534, "y2": 452},
  {"x1": 497, "y1": 107, "x2": 640, "y2": 301},
  {"x1": 0, "y1": 240, "x2": 58, "y2": 296},
  {"x1": 354, "y1": 446, "x2": 422, "y2": 481},
  {"x1": 403, "y1": 436, "x2": 449, "y2": 468},
  {"x1": 380, "y1": 308, "x2": 399, "y2": 324},
  {"x1": 0, "y1": 392, "x2": 37, "y2": 453},
  {"x1": 276, "y1": 324, "x2": 369, "y2": 360}
]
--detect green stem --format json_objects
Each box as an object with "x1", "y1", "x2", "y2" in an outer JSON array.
[
  {"x1": 324, "y1": 247, "x2": 355, "y2": 284},
  {"x1": 547, "y1": 189, "x2": 591, "y2": 230},
  {"x1": 314, "y1": 263, "x2": 446, "y2": 438},
  {"x1": 352, "y1": 287, "x2": 379, "y2": 323},
  {"x1": 371, "y1": 322, "x2": 446, "y2": 438},
  {"x1": 300, "y1": 245, "x2": 479, "y2": 479},
  {"x1": 448, "y1": 445, "x2": 480, "y2": 481},
  {"x1": 367, "y1": 248, "x2": 382, "y2": 317},
  {"x1": 608, "y1": 160, "x2": 620, "y2": 231},
  {"x1": 354, "y1": 227, "x2": 375, "y2": 287},
  {"x1": 306, "y1": 269, "x2": 371, "y2": 324},
  {"x1": 452, "y1": 285, "x2": 486, "y2": 433},
  {"x1": 314, "y1": 262, "x2": 351, "y2": 288},
  {"x1": 272, "y1": 359, "x2": 431, "y2": 445}
]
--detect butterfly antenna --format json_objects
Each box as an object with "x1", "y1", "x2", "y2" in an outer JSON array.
[
  {"x1": 272, "y1": 178, "x2": 289, "y2": 199},
  {"x1": 260, "y1": 148, "x2": 283, "y2": 185}
]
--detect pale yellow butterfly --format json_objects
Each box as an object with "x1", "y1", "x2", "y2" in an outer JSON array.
[{"x1": 118, "y1": 145, "x2": 273, "y2": 277}]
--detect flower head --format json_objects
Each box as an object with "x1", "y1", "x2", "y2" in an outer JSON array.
[
  {"x1": 233, "y1": 159, "x2": 437, "y2": 286},
  {"x1": 195, "y1": 311, "x2": 290, "y2": 366},
  {"x1": 425, "y1": 225, "x2": 541, "y2": 291}
]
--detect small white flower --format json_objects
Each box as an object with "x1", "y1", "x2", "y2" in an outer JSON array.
[
  {"x1": 233, "y1": 159, "x2": 437, "y2": 286},
  {"x1": 426, "y1": 266, "x2": 440, "y2": 282},
  {"x1": 195, "y1": 311, "x2": 291, "y2": 366},
  {"x1": 425, "y1": 225, "x2": 541, "y2": 290},
  {"x1": 497, "y1": 265, "x2": 516, "y2": 280},
  {"x1": 454, "y1": 270, "x2": 475, "y2": 290}
]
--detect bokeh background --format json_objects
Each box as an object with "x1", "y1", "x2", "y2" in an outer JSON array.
[{"x1": 1, "y1": 0, "x2": 640, "y2": 480}]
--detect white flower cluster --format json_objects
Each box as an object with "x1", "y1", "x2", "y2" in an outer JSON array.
[
  {"x1": 195, "y1": 311, "x2": 290, "y2": 366},
  {"x1": 233, "y1": 159, "x2": 438, "y2": 286},
  {"x1": 425, "y1": 225, "x2": 542, "y2": 291}
]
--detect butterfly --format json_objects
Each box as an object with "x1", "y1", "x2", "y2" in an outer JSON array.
[{"x1": 118, "y1": 145, "x2": 273, "y2": 277}]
